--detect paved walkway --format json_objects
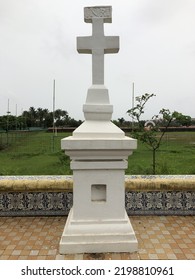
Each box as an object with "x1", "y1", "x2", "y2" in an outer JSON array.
[{"x1": 0, "y1": 216, "x2": 195, "y2": 260}]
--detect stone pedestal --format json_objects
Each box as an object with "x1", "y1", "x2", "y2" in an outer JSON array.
[
  {"x1": 59, "y1": 6, "x2": 138, "y2": 254},
  {"x1": 59, "y1": 86, "x2": 138, "y2": 254},
  {"x1": 60, "y1": 210, "x2": 137, "y2": 254}
]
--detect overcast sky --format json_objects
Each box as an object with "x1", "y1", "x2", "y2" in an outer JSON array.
[{"x1": 0, "y1": 0, "x2": 195, "y2": 121}]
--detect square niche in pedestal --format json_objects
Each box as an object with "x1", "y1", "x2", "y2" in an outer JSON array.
[
  {"x1": 91, "y1": 184, "x2": 107, "y2": 202},
  {"x1": 73, "y1": 168, "x2": 125, "y2": 221}
]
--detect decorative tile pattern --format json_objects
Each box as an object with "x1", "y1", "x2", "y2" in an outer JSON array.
[
  {"x1": 126, "y1": 191, "x2": 195, "y2": 215},
  {"x1": 0, "y1": 192, "x2": 72, "y2": 216},
  {"x1": 0, "y1": 191, "x2": 194, "y2": 216}
]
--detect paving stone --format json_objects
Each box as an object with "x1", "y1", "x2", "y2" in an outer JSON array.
[{"x1": 0, "y1": 216, "x2": 194, "y2": 260}]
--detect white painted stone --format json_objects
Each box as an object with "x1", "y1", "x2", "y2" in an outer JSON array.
[
  {"x1": 84, "y1": 6, "x2": 112, "y2": 23},
  {"x1": 62, "y1": 136, "x2": 136, "y2": 159},
  {"x1": 86, "y1": 85, "x2": 110, "y2": 104},
  {"x1": 77, "y1": 7, "x2": 119, "y2": 85},
  {"x1": 59, "y1": 209, "x2": 137, "y2": 254},
  {"x1": 83, "y1": 85, "x2": 113, "y2": 121},
  {"x1": 72, "y1": 121, "x2": 124, "y2": 138},
  {"x1": 59, "y1": 6, "x2": 138, "y2": 254}
]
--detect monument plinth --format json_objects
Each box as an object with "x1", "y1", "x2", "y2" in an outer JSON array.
[{"x1": 59, "y1": 6, "x2": 138, "y2": 254}]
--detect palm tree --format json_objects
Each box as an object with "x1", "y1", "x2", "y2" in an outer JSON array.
[
  {"x1": 36, "y1": 108, "x2": 49, "y2": 127},
  {"x1": 54, "y1": 109, "x2": 69, "y2": 126},
  {"x1": 29, "y1": 107, "x2": 37, "y2": 126}
]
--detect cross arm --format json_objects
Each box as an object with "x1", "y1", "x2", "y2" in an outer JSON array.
[
  {"x1": 104, "y1": 36, "x2": 119, "y2": 54},
  {"x1": 77, "y1": 36, "x2": 119, "y2": 54},
  {"x1": 77, "y1": 36, "x2": 92, "y2": 54}
]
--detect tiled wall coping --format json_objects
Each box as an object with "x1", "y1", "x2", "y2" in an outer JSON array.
[
  {"x1": 0, "y1": 176, "x2": 73, "y2": 192},
  {"x1": 0, "y1": 175, "x2": 195, "y2": 192}
]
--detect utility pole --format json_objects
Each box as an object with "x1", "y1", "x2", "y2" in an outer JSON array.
[
  {"x1": 52, "y1": 79, "x2": 57, "y2": 152},
  {"x1": 53, "y1": 79, "x2": 55, "y2": 134},
  {"x1": 6, "y1": 99, "x2": 11, "y2": 145},
  {"x1": 15, "y1": 104, "x2": 17, "y2": 131},
  {"x1": 52, "y1": 79, "x2": 57, "y2": 136},
  {"x1": 132, "y1": 82, "x2": 135, "y2": 131}
]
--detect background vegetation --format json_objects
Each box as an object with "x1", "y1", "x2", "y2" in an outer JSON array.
[
  {"x1": 0, "y1": 98, "x2": 195, "y2": 175},
  {"x1": 0, "y1": 107, "x2": 82, "y2": 131}
]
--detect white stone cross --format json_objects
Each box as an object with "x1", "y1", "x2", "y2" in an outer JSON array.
[{"x1": 77, "y1": 6, "x2": 119, "y2": 85}]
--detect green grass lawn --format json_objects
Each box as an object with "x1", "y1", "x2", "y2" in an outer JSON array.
[
  {"x1": 0, "y1": 131, "x2": 195, "y2": 175},
  {"x1": 0, "y1": 131, "x2": 71, "y2": 175},
  {"x1": 127, "y1": 132, "x2": 195, "y2": 174}
]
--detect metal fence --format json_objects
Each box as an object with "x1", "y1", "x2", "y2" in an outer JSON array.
[{"x1": 0, "y1": 131, "x2": 67, "y2": 153}]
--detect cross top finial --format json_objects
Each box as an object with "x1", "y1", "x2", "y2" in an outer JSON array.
[{"x1": 77, "y1": 6, "x2": 119, "y2": 85}]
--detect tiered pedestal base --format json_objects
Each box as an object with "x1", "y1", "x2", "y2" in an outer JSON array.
[
  {"x1": 60, "y1": 111, "x2": 138, "y2": 254},
  {"x1": 59, "y1": 208, "x2": 138, "y2": 254}
]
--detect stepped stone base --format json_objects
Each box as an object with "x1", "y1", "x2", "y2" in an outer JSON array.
[{"x1": 59, "y1": 208, "x2": 138, "y2": 254}]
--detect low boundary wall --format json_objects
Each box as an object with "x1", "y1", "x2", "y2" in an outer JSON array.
[{"x1": 0, "y1": 175, "x2": 194, "y2": 216}]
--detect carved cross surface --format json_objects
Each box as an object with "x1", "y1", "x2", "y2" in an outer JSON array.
[{"x1": 77, "y1": 6, "x2": 119, "y2": 85}]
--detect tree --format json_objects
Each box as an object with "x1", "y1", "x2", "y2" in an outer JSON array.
[
  {"x1": 44, "y1": 112, "x2": 53, "y2": 128},
  {"x1": 174, "y1": 113, "x2": 191, "y2": 127},
  {"x1": 118, "y1": 117, "x2": 125, "y2": 126},
  {"x1": 127, "y1": 93, "x2": 187, "y2": 174},
  {"x1": 36, "y1": 108, "x2": 49, "y2": 127},
  {"x1": 29, "y1": 107, "x2": 37, "y2": 126},
  {"x1": 54, "y1": 109, "x2": 70, "y2": 127},
  {"x1": 1, "y1": 107, "x2": 82, "y2": 129}
]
